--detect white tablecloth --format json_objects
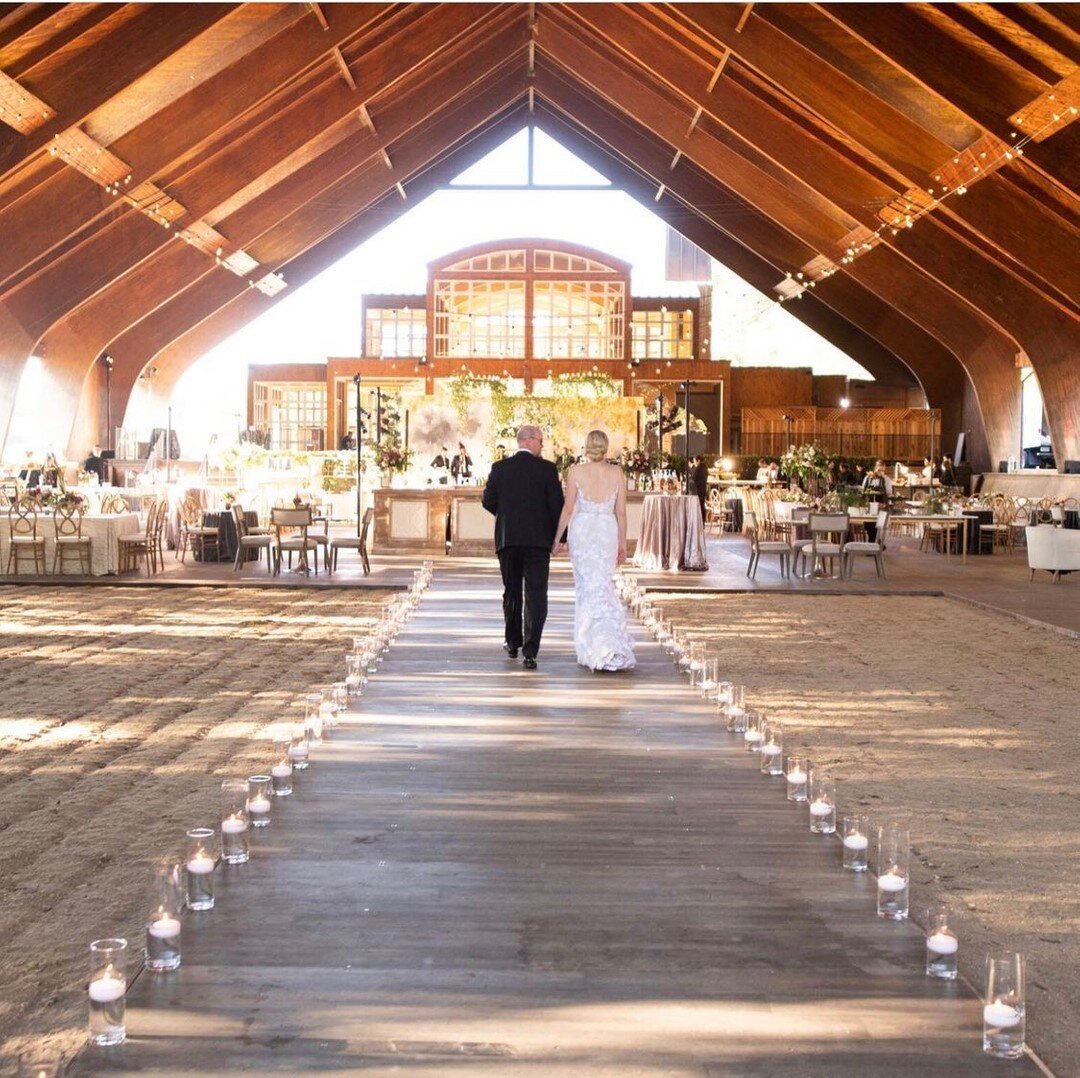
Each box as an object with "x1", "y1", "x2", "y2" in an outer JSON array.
[
  {"x1": 1, "y1": 513, "x2": 142, "y2": 575},
  {"x1": 633, "y1": 494, "x2": 708, "y2": 571}
]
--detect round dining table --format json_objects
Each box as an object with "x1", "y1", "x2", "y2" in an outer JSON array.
[{"x1": 633, "y1": 493, "x2": 708, "y2": 572}]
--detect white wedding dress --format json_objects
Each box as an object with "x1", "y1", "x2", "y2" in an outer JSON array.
[{"x1": 569, "y1": 484, "x2": 636, "y2": 672}]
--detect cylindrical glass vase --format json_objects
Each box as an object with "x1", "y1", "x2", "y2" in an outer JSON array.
[
  {"x1": 246, "y1": 775, "x2": 273, "y2": 828},
  {"x1": 984, "y1": 952, "x2": 1025, "y2": 1059},
  {"x1": 185, "y1": 828, "x2": 216, "y2": 911},
  {"x1": 304, "y1": 693, "x2": 324, "y2": 747},
  {"x1": 841, "y1": 814, "x2": 869, "y2": 872},
  {"x1": 784, "y1": 754, "x2": 809, "y2": 802},
  {"x1": 288, "y1": 723, "x2": 310, "y2": 770},
  {"x1": 331, "y1": 681, "x2": 348, "y2": 713},
  {"x1": 759, "y1": 722, "x2": 783, "y2": 775},
  {"x1": 722, "y1": 684, "x2": 746, "y2": 733},
  {"x1": 271, "y1": 740, "x2": 293, "y2": 796},
  {"x1": 876, "y1": 823, "x2": 910, "y2": 920},
  {"x1": 808, "y1": 778, "x2": 836, "y2": 834},
  {"x1": 145, "y1": 859, "x2": 183, "y2": 971},
  {"x1": 220, "y1": 779, "x2": 250, "y2": 864},
  {"x1": 87, "y1": 938, "x2": 127, "y2": 1046},
  {"x1": 925, "y1": 905, "x2": 958, "y2": 980},
  {"x1": 743, "y1": 710, "x2": 764, "y2": 753}
]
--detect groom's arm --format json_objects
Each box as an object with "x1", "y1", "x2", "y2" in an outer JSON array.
[{"x1": 545, "y1": 462, "x2": 566, "y2": 542}]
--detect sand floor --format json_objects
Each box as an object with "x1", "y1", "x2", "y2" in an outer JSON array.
[
  {"x1": 654, "y1": 591, "x2": 1079, "y2": 1076},
  {"x1": 0, "y1": 585, "x2": 392, "y2": 1069}
]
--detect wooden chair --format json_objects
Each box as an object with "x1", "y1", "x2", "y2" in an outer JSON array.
[
  {"x1": 52, "y1": 503, "x2": 91, "y2": 574},
  {"x1": 119, "y1": 499, "x2": 164, "y2": 575},
  {"x1": 842, "y1": 510, "x2": 890, "y2": 579},
  {"x1": 979, "y1": 502, "x2": 1014, "y2": 554},
  {"x1": 328, "y1": 507, "x2": 373, "y2": 574},
  {"x1": 232, "y1": 504, "x2": 275, "y2": 573},
  {"x1": 176, "y1": 495, "x2": 220, "y2": 563},
  {"x1": 745, "y1": 510, "x2": 791, "y2": 580},
  {"x1": 272, "y1": 505, "x2": 321, "y2": 575},
  {"x1": 5, "y1": 498, "x2": 47, "y2": 575},
  {"x1": 99, "y1": 492, "x2": 128, "y2": 513}
]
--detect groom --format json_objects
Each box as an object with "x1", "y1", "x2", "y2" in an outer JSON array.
[{"x1": 482, "y1": 425, "x2": 564, "y2": 669}]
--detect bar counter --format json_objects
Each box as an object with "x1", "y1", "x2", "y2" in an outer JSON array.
[{"x1": 373, "y1": 486, "x2": 646, "y2": 555}]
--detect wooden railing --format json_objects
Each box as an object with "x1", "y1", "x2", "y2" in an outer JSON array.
[{"x1": 739, "y1": 406, "x2": 941, "y2": 460}]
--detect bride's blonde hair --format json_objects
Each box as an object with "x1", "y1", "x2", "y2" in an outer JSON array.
[{"x1": 584, "y1": 429, "x2": 609, "y2": 462}]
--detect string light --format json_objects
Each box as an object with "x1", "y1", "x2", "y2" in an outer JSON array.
[{"x1": 776, "y1": 105, "x2": 1071, "y2": 297}]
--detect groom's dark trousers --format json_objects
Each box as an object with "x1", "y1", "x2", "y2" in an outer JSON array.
[{"x1": 482, "y1": 450, "x2": 564, "y2": 660}]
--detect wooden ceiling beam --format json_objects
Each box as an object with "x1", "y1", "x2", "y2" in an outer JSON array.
[
  {"x1": 814, "y1": 3, "x2": 1080, "y2": 196},
  {"x1": 556, "y1": 4, "x2": 1078, "y2": 313},
  {"x1": 0, "y1": 4, "x2": 115, "y2": 72},
  {"x1": 0, "y1": 4, "x2": 241, "y2": 179}
]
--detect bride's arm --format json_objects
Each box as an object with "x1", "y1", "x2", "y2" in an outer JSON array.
[
  {"x1": 551, "y1": 464, "x2": 577, "y2": 554},
  {"x1": 614, "y1": 465, "x2": 628, "y2": 565}
]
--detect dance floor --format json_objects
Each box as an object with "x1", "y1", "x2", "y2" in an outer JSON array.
[{"x1": 53, "y1": 567, "x2": 1050, "y2": 1075}]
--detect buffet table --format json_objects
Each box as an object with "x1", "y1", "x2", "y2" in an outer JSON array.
[
  {"x1": 633, "y1": 493, "x2": 708, "y2": 572},
  {"x1": 0, "y1": 512, "x2": 141, "y2": 576}
]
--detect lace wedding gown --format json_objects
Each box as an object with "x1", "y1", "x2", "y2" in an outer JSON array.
[{"x1": 569, "y1": 487, "x2": 636, "y2": 672}]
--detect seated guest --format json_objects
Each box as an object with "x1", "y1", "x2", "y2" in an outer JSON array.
[
  {"x1": 755, "y1": 458, "x2": 771, "y2": 483},
  {"x1": 837, "y1": 461, "x2": 854, "y2": 487},
  {"x1": 862, "y1": 460, "x2": 893, "y2": 499},
  {"x1": 339, "y1": 428, "x2": 357, "y2": 451}
]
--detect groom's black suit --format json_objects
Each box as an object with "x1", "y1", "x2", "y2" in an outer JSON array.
[{"x1": 482, "y1": 450, "x2": 564, "y2": 660}]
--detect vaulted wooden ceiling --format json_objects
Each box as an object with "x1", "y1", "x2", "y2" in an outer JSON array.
[{"x1": 1, "y1": 2, "x2": 1077, "y2": 468}]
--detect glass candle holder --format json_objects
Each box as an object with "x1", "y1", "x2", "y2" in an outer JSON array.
[
  {"x1": 87, "y1": 938, "x2": 127, "y2": 1046},
  {"x1": 331, "y1": 681, "x2": 348, "y2": 713},
  {"x1": 185, "y1": 828, "x2": 216, "y2": 911},
  {"x1": 722, "y1": 684, "x2": 747, "y2": 733},
  {"x1": 288, "y1": 723, "x2": 310, "y2": 770},
  {"x1": 304, "y1": 693, "x2": 324, "y2": 747},
  {"x1": 685, "y1": 641, "x2": 704, "y2": 680},
  {"x1": 271, "y1": 740, "x2": 293, "y2": 796},
  {"x1": 246, "y1": 775, "x2": 272, "y2": 828},
  {"x1": 345, "y1": 653, "x2": 364, "y2": 698},
  {"x1": 808, "y1": 778, "x2": 836, "y2": 834},
  {"x1": 876, "y1": 823, "x2": 910, "y2": 920},
  {"x1": 759, "y1": 721, "x2": 783, "y2": 775},
  {"x1": 743, "y1": 710, "x2": 764, "y2": 752},
  {"x1": 841, "y1": 814, "x2": 869, "y2": 872},
  {"x1": 925, "y1": 905, "x2": 958, "y2": 980},
  {"x1": 699, "y1": 656, "x2": 720, "y2": 698},
  {"x1": 220, "y1": 779, "x2": 250, "y2": 864},
  {"x1": 784, "y1": 754, "x2": 809, "y2": 802},
  {"x1": 984, "y1": 952, "x2": 1025, "y2": 1058},
  {"x1": 145, "y1": 859, "x2": 183, "y2": 971}
]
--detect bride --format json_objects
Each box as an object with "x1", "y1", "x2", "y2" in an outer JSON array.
[{"x1": 552, "y1": 430, "x2": 636, "y2": 672}]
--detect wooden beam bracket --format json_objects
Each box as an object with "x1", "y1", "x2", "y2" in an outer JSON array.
[{"x1": 0, "y1": 70, "x2": 55, "y2": 135}]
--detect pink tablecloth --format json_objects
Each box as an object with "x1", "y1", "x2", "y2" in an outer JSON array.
[{"x1": 633, "y1": 494, "x2": 708, "y2": 572}]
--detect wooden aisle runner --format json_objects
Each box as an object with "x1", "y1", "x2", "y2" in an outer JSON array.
[{"x1": 78, "y1": 565, "x2": 1042, "y2": 1075}]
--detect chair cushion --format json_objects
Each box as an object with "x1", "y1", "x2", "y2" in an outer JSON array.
[
  {"x1": 757, "y1": 542, "x2": 791, "y2": 552},
  {"x1": 240, "y1": 535, "x2": 274, "y2": 546},
  {"x1": 329, "y1": 537, "x2": 364, "y2": 549},
  {"x1": 11, "y1": 536, "x2": 44, "y2": 544},
  {"x1": 57, "y1": 535, "x2": 90, "y2": 544},
  {"x1": 844, "y1": 542, "x2": 883, "y2": 553}
]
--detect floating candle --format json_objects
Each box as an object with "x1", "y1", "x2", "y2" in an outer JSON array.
[
  {"x1": 270, "y1": 762, "x2": 292, "y2": 778},
  {"x1": 842, "y1": 833, "x2": 869, "y2": 851},
  {"x1": 221, "y1": 814, "x2": 247, "y2": 834},
  {"x1": 809, "y1": 800, "x2": 832, "y2": 817},
  {"x1": 744, "y1": 730, "x2": 763, "y2": 743},
  {"x1": 288, "y1": 743, "x2": 308, "y2": 759},
  {"x1": 761, "y1": 744, "x2": 782, "y2": 756},
  {"x1": 983, "y1": 1002, "x2": 1021, "y2": 1029},
  {"x1": 88, "y1": 974, "x2": 126, "y2": 1003},
  {"x1": 785, "y1": 768, "x2": 807, "y2": 784},
  {"x1": 147, "y1": 915, "x2": 181, "y2": 940},
  {"x1": 926, "y1": 931, "x2": 958, "y2": 955},
  {"x1": 247, "y1": 795, "x2": 271, "y2": 815},
  {"x1": 185, "y1": 854, "x2": 215, "y2": 875},
  {"x1": 877, "y1": 871, "x2": 907, "y2": 892}
]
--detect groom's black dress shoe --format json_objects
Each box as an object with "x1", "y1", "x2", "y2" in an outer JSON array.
[
  {"x1": 523, "y1": 656, "x2": 537, "y2": 670},
  {"x1": 504, "y1": 643, "x2": 519, "y2": 659}
]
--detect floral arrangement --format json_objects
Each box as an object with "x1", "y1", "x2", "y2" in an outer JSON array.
[
  {"x1": 621, "y1": 448, "x2": 656, "y2": 476},
  {"x1": 779, "y1": 442, "x2": 831, "y2": 484},
  {"x1": 21, "y1": 488, "x2": 87, "y2": 511},
  {"x1": 373, "y1": 442, "x2": 413, "y2": 474},
  {"x1": 550, "y1": 371, "x2": 619, "y2": 398},
  {"x1": 774, "y1": 488, "x2": 812, "y2": 504}
]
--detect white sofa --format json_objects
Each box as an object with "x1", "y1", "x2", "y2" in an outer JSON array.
[{"x1": 1025, "y1": 525, "x2": 1080, "y2": 581}]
